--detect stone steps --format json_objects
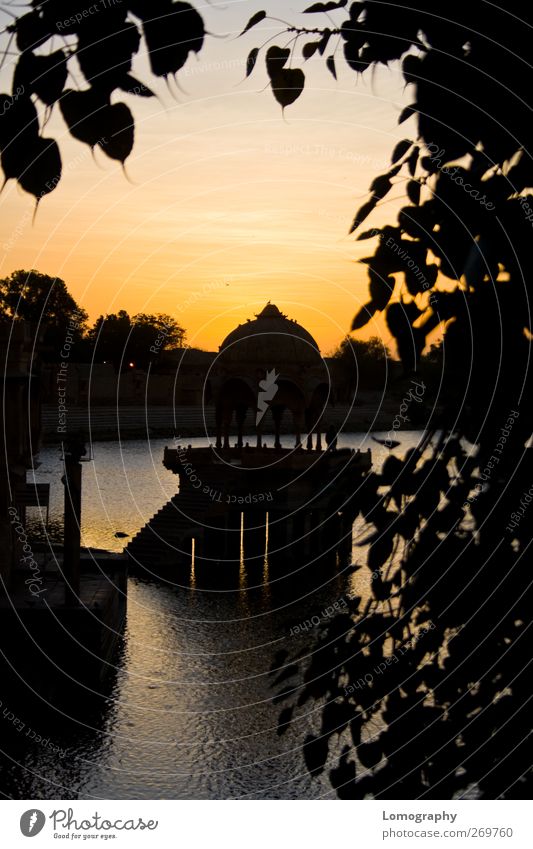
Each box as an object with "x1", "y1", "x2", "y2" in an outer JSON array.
[{"x1": 125, "y1": 489, "x2": 213, "y2": 568}]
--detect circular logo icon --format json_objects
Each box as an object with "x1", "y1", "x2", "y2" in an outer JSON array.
[{"x1": 20, "y1": 810, "x2": 46, "y2": 837}]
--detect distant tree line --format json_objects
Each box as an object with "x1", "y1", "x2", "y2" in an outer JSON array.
[
  {"x1": 332, "y1": 336, "x2": 392, "y2": 395},
  {"x1": 0, "y1": 269, "x2": 185, "y2": 369},
  {"x1": 331, "y1": 335, "x2": 443, "y2": 396}
]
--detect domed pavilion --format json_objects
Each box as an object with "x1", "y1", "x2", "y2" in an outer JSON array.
[{"x1": 210, "y1": 303, "x2": 331, "y2": 449}]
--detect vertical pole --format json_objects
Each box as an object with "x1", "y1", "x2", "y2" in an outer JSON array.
[{"x1": 63, "y1": 439, "x2": 85, "y2": 605}]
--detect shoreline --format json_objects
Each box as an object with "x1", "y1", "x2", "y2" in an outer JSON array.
[{"x1": 41, "y1": 398, "x2": 434, "y2": 443}]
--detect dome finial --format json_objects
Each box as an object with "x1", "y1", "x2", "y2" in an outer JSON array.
[{"x1": 257, "y1": 302, "x2": 283, "y2": 319}]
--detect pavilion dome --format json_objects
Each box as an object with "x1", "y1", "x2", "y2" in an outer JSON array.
[{"x1": 219, "y1": 303, "x2": 322, "y2": 366}]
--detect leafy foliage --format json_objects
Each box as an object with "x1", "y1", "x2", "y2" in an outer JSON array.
[
  {"x1": 0, "y1": 269, "x2": 88, "y2": 357},
  {"x1": 3, "y1": 0, "x2": 532, "y2": 801},
  {"x1": 0, "y1": 271, "x2": 185, "y2": 367},
  {"x1": 87, "y1": 309, "x2": 185, "y2": 370},
  {"x1": 268, "y1": 1, "x2": 533, "y2": 800},
  {"x1": 332, "y1": 335, "x2": 392, "y2": 393},
  {"x1": 1, "y1": 1, "x2": 207, "y2": 203}
]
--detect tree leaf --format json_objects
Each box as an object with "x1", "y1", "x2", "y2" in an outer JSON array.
[
  {"x1": 407, "y1": 146, "x2": 419, "y2": 176},
  {"x1": 391, "y1": 138, "x2": 412, "y2": 164},
  {"x1": 304, "y1": 0, "x2": 347, "y2": 11},
  {"x1": 97, "y1": 103, "x2": 134, "y2": 164},
  {"x1": 402, "y1": 54, "x2": 421, "y2": 85},
  {"x1": 302, "y1": 41, "x2": 321, "y2": 60},
  {"x1": 326, "y1": 55, "x2": 337, "y2": 79},
  {"x1": 239, "y1": 10, "x2": 266, "y2": 36},
  {"x1": 303, "y1": 734, "x2": 328, "y2": 776},
  {"x1": 318, "y1": 28, "x2": 332, "y2": 55},
  {"x1": 357, "y1": 740, "x2": 383, "y2": 768},
  {"x1": 369, "y1": 173, "x2": 393, "y2": 201},
  {"x1": 277, "y1": 706, "x2": 294, "y2": 735},
  {"x1": 273, "y1": 664, "x2": 299, "y2": 687},
  {"x1": 119, "y1": 75, "x2": 155, "y2": 97},
  {"x1": 17, "y1": 136, "x2": 61, "y2": 200},
  {"x1": 351, "y1": 303, "x2": 377, "y2": 330},
  {"x1": 14, "y1": 50, "x2": 67, "y2": 107},
  {"x1": 349, "y1": 198, "x2": 377, "y2": 234},
  {"x1": 60, "y1": 89, "x2": 111, "y2": 149},
  {"x1": 265, "y1": 46, "x2": 290, "y2": 78},
  {"x1": 357, "y1": 228, "x2": 381, "y2": 240},
  {"x1": 368, "y1": 270, "x2": 395, "y2": 310},
  {"x1": 399, "y1": 104, "x2": 416, "y2": 124},
  {"x1": 270, "y1": 68, "x2": 305, "y2": 109},
  {"x1": 11, "y1": 11, "x2": 49, "y2": 52},
  {"x1": 246, "y1": 47, "x2": 260, "y2": 77},
  {"x1": 272, "y1": 686, "x2": 295, "y2": 704},
  {"x1": 407, "y1": 179, "x2": 421, "y2": 205},
  {"x1": 142, "y1": 4, "x2": 205, "y2": 78},
  {"x1": 330, "y1": 748, "x2": 357, "y2": 799}
]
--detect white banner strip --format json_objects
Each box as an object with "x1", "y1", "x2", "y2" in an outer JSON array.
[{"x1": 2, "y1": 800, "x2": 531, "y2": 848}]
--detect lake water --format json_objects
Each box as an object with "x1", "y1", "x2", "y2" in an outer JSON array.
[{"x1": 1, "y1": 432, "x2": 425, "y2": 799}]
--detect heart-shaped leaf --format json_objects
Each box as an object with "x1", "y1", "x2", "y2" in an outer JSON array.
[
  {"x1": 18, "y1": 136, "x2": 61, "y2": 200},
  {"x1": 14, "y1": 50, "x2": 67, "y2": 106},
  {"x1": 0, "y1": 94, "x2": 39, "y2": 153},
  {"x1": 270, "y1": 68, "x2": 305, "y2": 109},
  {"x1": 143, "y1": 3, "x2": 205, "y2": 78},
  {"x1": 97, "y1": 103, "x2": 134, "y2": 163},
  {"x1": 60, "y1": 88, "x2": 110, "y2": 148}
]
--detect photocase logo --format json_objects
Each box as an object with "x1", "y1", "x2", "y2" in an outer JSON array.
[
  {"x1": 256, "y1": 368, "x2": 279, "y2": 425},
  {"x1": 20, "y1": 810, "x2": 46, "y2": 837}
]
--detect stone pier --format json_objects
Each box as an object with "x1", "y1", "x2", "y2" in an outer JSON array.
[{"x1": 126, "y1": 444, "x2": 371, "y2": 589}]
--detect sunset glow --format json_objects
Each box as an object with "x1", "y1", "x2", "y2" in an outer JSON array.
[{"x1": 0, "y1": 2, "x2": 410, "y2": 352}]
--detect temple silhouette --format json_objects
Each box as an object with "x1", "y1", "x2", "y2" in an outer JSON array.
[{"x1": 127, "y1": 304, "x2": 371, "y2": 586}]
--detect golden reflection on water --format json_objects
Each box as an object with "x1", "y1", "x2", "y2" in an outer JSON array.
[
  {"x1": 190, "y1": 538, "x2": 196, "y2": 590},
  {"x1": 262, "y1": 512, "x2": 271, "y2": 603},
  {"x1": 239, "y1": 512, "x2": 246, "y2": 590}
]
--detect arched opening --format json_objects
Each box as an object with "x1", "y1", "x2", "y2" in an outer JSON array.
[
  {"x1": 215, "y1": 377, "x2": 255, "y2": 448},
  {"x1": 266, "y1": 379, "x2": 306, "y2": 449},
  {"x1": 305, "y1": 382, "x2": 331, "y2": 450}
]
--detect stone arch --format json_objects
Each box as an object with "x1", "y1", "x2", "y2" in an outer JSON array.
[
  {"x1": 215, "y1": 377, "x2": 256, "y2": 449},
  {"x1": 305, "y1": 382, "x2": 331, "y2": 450},
  {"x1": 266, "y1": 378, "x2": 306, "y2": 449}
]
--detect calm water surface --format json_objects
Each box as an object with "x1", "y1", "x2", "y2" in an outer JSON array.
[{"x1": 1, "y1": 432, "x2": 424, "y2": 799}]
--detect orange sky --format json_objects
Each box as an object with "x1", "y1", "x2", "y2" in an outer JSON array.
[{"x1": 0, "y1": 2, "x2": 414, "y2": 354}]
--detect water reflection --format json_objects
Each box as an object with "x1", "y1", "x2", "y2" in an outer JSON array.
[{"x1": 1, "y1": 433, "x2": 424, "y2": 798}]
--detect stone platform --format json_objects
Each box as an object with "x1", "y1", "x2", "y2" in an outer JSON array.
[{"x1": 126, "y1": 445, "x2": 371, "y2": 586}]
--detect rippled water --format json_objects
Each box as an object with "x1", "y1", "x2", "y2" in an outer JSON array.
[{"x1": 1, "y1": 432, "x2": 425, "y2": 799}]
